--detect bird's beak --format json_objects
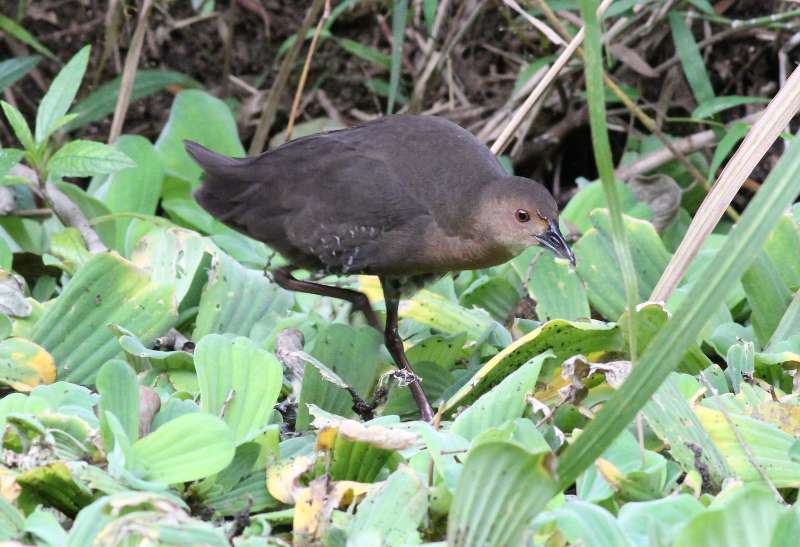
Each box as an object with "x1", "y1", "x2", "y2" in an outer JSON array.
[{"x1": 535, "y1": 221, "x2": 576, "y2": 266}]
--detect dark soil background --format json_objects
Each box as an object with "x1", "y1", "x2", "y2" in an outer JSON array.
[{"x1": 2, "y1": 0, "x2": 798, "y2": 206}]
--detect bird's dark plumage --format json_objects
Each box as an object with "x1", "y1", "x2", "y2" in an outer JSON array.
[
  {"x1": 186, "y1": 115, "x2": 569, "y2": 277},
  {"x1": 185, "y1": 114, "x2": 574, "y2": 422}
]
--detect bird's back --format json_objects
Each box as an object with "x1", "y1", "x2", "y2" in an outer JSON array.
[{"x1": 188, "y1": 115, "x2": 507, "y2": 272}]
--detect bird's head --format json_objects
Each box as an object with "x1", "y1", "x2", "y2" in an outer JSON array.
[{"x1": 475, "y1": 176, "x2": 575, "y2": 266}]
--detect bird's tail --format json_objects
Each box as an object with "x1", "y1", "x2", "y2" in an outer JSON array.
[{"x1": 184, "y1": 140, "x2": 251, "y2": 222}]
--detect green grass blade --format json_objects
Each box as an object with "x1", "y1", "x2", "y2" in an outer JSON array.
[
  {"x1": 580, "y1": 0, "x2": 639, "y2": 357},
  {"x1": 669, "y1": 12, "x2": 715, "y2": 104},
  {"x1": 0, "y1": 15, "x2": 57, "y2": 61},
  {"x1": 557, "y1": 125, "x2": 800, "y2": 489},
  {"x1": 387, "y1": 0, "x2": 408, "y2": 114}
]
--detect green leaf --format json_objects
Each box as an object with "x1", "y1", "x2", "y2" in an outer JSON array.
[
  {"x1": 0, "y1": 55, "x2": 41, "y2": 94},
  {"x1": 296, "y1": 324, "x2": 383, "y2": 430},
  {"x1": 0, "y1": 16, "x2": 56, "y2": 60},
  {"x1": 693, "y1": 95, "x2": 769, "y2": 119},
  {"x1": 674, "y1": 484, "x2": 786, "y2": 546},
  {"x1": 763, "y1": 213, "x2": 800, "y2": 292},
  {"x1": 708, "y1": 123, "x2": 750, "y2": 180},
  {"x1": 741, "y1": 251, "x2": 792, "y2": 346},
  {"x1": 447, "y1": 441, "x2": 557, "y2": 547},
  {"x1": 0, "y1": 148, "x2": 24, "y2": 183},
  {"x1": 54, "y1": 182, "x2": 116, "y2": 249},
  {"x1": 560, "y1": 179, "x2": 642, "y2": 235},
  {"x1": 23, "y1": 506, "x2": 68, "y2": 547},
  {"x1": 557, "y1": 120, "x2": 800, "y2": 490},
  {"x1": 669, "y1": 12, "x2": 715, "y2": 105},
  {"x1": 130, "y1": 227, "x2": 208, "y2": 305},
  {"x1": 387, "y1": 0, "x2": 408, "y2": 114},
  {"x1": 336, "y1": 38, "x2": 391, "y2": 69},
  {"x1": 132, "y1": 412, "x2": 235, "y2": 484},
  {"x1": 31, "y1": 253, "x2": 178, "y2": 384},
  {"x1": 547, "y1": 500, "x2": 634, "y2": 547},
  {"x1": 1, "y1": 101, "x2": 35, "y2": 152},
  {"x1": 349, "y1": 466, "x2": 428, "y2": 545},
  {"x1": 524, "y1": 250, "x2": 590, "y2": 320},
  {"x1": 452, "y1": 352, "x2": 551, "y2": 441},
  {"x1": 445, "y1": 318, "x2": 622, "y2": 412},
  {"x1": 618, "y1": 495, "x2": 705, "y2": 547},
  {"x1": 35, "y1": 45, "x2": 90, "y2": 144},
  {"x1": 575, "y1": 211, "x2": 671, "y2": 321},
  {"x1": 423, "y1": 0, "x2": 438, "y2": 35},
  {"x1": 48, "y1": 140, "x2": 135, "y2": 178},
  {"x1": 195, "y1": 334, "x2": 283, "y2": 444},
  {"x1": 0, "y1": 337, "x2": 55, "y2": 392},
  {"x1": 154, "y1": 89, "x2": 244, "y2": 183},
  {"x1": 96, "y1": 359, "x2": 140, "y2": 449},
  {"x1": 67, "y1": 70, "x2": 201, "y2": 131},
  {"x1": 193, "y1": 252, "x2": 293, "y2": 339},
  {"x1": 695, "y1": 404, "x2": 800, "y2": 487},
  {"x1": 459, "y1": 275, "x2": 521, "y2": 322}
]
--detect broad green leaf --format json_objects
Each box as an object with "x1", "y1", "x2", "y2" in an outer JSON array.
[
  {"x1": 130, "y1": 227, "x2": 208, "y2": 305},
  {"x1": 31, "y1": 253, "x2": 178, "y2": 384},
  {"x1": 459, "y1": 275, "x2": 521, "y2": 322},
  {"x1": 695, "y1": 404, "x2": 800, "y2": 487},
  {"x1": 48, "y1": 140, "x2": 135, "y2": 178},
  {"x1": 447, "y1": 441, "x2": 557, "y2": 547},
  {"x1": 763, "y1": 213, "x2": 800, "y2": 291},
  {"x1": 154, "y1": 89, "x2": 244, "y2": 183},
  {"x1": 546, "y1": 500, "x2": 634, "y2": 547},
  {"x1": 1, "y1": 101, "x2": 35, "y2": 152},
  {"x1": 16, "y1": 462, "x2": 93, "y2": 517},
  {"x1": 560, "y1": 179, "x2": 642, "y2": 235},
  {"x1": 67, "y1": 70, "x2": 201, "y2": 131},
  {"x1": 296, "y1": 324, "x2": 382, "y2": 430},
  {"x1": 445, "y1": 319, "x2": 622, "y2": 412},
  {"x1": 669, "y1": 12, "x2": 714, "y2": 105},
  {"x1": 96, "y1": 359, "x2": 139, "y2": 448},
  {"x1": 575, "y1": 212, "x2": 671, "y2": 320},
  {"x1": 96, "y1": 135, "x2": 164, "y2": 251},
  {"x1": 674, "y1": 484, "x2": 785, "y2": 547},
  {"x1": 693, "y1": 96, "x2": 769, "y2": 119},
  {"x1": 0, "y1": 55, "x2": 41, "y2": 94},
  {"x1": 132, "y1": 412, "x2": 235, "y2": 484},
  {"x1": 452, "y1": 352, "x2": 551, "y2": 441},
  {"x1": 618, "y1": 495, "x2": 705, "y2": 547},
  {"x1": 741, "y1": 251, "x2": 792, "y2": 346},
  {"x1": 193, "y1": 252, "x2": 293, "y2": 340},
  {"x1": 23, "y1": 506, "x2": 68, "y2": 547},
  {"x1": 195, "y1": 334, "x2": 283, "y2": 444},
  {"x1": 0, "y1": 337, "x2": 55, "y2": 392},
  {"x1": 349, "y1": 466, "x2": 428, "y2": 545},
  {"x1": 576, "y1": 429, "x2": 668, "y2": 503},
  {"x1": 0, "y1": 15, "x2": 56, "y2": 60},
  {"x1": 423, "y1": 0, "x2": 437, "y2": 36},
  {"x1": 35, "y1": 45, "x2": 90, "y2": 144},
  {"x1": 524, "y1": 250, "x2": 590, "y2": 320}
]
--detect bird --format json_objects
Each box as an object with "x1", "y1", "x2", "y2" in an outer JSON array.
[{"x1": 184, "y1": 114, "x2": 574, "y2": 422}]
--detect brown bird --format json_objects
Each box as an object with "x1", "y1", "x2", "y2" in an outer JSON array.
[{"x1": 185, "y1": 115, "x2": 574, "y2": 422}]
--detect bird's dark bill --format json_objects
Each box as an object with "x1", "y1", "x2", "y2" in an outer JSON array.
[{"x1": 536, "y1": 221, "x2": 576, "y2": 266}]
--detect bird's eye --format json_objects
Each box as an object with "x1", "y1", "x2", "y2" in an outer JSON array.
[{"x1": 515, "y1": 209, "x2": 531, "y2": 223}]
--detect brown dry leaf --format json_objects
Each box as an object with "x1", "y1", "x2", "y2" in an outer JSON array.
[
  {"x1": 609, "y1": 44, "x2": 658, "y2": 78},
  {"x1": 311, "y1": 412, "x2": 419, "y2": 451},
  {"x1": 0, "y1": 272, "x2": 32, "y2": 318},
  {"x1": 628, "y1": 174, "x2": 683, "y2": 234}
]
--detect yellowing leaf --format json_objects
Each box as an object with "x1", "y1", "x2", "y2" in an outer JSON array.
[
  {"x1": 0, "y1": 337, "x2": 56, "y2": 391},
  {"x1": 293, "y1": 476, "x2": 372, "y2": 545},
  {"x1": 266, "y1": 456, "x2": 314, "y2": 504}
]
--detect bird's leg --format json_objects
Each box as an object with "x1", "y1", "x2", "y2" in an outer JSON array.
[
  {"x1": 380, "y1": 279, "x2": 434, "y2": 422},
  {"x1": 272, "y1": 266, "x2": 381, "y2": 331}
]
